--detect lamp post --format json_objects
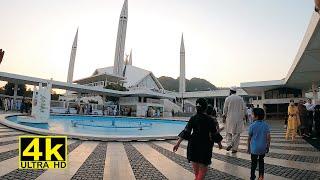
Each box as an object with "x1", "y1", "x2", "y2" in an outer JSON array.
[{"x1": 181, "y1": 92, "x2": 184, "y2": 113}]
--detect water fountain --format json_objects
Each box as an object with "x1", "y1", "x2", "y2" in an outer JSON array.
[{"x1": 18, "y1": 81, "x2": 52, "y2": 124}]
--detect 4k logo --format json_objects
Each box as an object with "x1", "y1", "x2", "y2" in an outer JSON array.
[{"x1": 19, "y1": 136, "x2": 67, "y2": 169}]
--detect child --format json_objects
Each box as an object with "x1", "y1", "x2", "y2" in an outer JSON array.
[
  {"x1": 247, "y1": 108, "x2": 271, "y2": 180},
  {"x1": 207, "y1": 105, "x2": 224, "y2": 131},
  {"x1": 207, "y1": 105, "x2": 224, "y2": 149}
]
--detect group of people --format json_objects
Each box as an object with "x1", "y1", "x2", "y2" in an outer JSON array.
[
  {"x1": 75, "y1": 104, "x2": 118, "y2": 116},
  {"x1": 146, "y1": 107, "x2": 161, "y2": 117},
  {"x1": 75, "y1": 104, "x2": 93, "y2": 115},
  {"x1": 286, "y1": 98, "x2": 320, "y2": 140},
  {"x1": 0, "y1": 97, "x2": 31, "y2": 113},
  {"x1": 174, "y1": 87, "x2": 271, "y2": 180},
  {"x1": 1, "y1": 97, "x2": 18, "y2": 111}
]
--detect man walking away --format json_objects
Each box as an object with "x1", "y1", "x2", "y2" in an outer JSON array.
[
  {"x1": 305, "y1": 98, "x2": 315, "y2": 137},
  {"x1": 223, "y1": 86, "x2": 246, "y2": 153}
]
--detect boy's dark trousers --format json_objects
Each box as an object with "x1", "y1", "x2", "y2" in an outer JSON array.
[{"x1": 251, "y1": 154, "x2": 265, "y2": 180}]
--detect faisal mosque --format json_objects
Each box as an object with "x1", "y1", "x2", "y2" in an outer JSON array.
[{"x1": 0, "y1": 0, "x2": 320, "y2": 119}]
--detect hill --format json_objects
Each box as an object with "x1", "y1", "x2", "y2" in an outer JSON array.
[{"x1": 158, "y1": 76, "x2": 217, "y2": 92}]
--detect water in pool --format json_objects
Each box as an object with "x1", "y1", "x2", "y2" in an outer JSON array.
[{"x1": 7, "y1": 115, "x2": 187, "y2": 137}]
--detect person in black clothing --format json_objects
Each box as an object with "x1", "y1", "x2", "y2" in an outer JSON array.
[
  {"x1": 20, "y1": 97, "x2": 25, "y2": 113},
  {"x1": 314, "y1": 105, "x2": 320, "y2": 137},
  {"x1": 173, "y1": 98, "x2": 223, "y2": 180},
  {"x1": 305, "y1": 98, "x2": 315, "y2": 137},
  {"x1": 89, "y1": 105, "x2": 93, "y2": 115},
  {"x1": 298, "y1": 100, "x2": 308, "y2": 136}
]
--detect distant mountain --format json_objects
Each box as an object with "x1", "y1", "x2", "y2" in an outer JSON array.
[{"x1": 158, "y1": 76, "x2": 217, "y2": 92}]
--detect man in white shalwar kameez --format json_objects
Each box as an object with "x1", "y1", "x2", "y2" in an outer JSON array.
[{"x1": 223, "y1": 87, "x2": 246, "y2": 153}]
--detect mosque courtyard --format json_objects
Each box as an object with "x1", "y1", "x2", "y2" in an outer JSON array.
[{"x1": 0, "y1": 112, "x2": 319, "y2": 180}]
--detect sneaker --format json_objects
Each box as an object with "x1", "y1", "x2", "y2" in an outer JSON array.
[
  {"x1": 226, "y1": 145, "x2": 232, "y2": 151},
  {"x1": 258, "y1": 176, "x2": 264, "y2": 180}
]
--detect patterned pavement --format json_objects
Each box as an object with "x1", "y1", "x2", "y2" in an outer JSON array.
[{"x1": 0, "y1": 123, "x2": 319, "y2": 180}]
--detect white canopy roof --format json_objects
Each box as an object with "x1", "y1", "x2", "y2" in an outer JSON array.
[
  {"x1": 93, "y1": 65, "x2": 164, "y2": 89},
  {"x1": 241, "y1": 12, "x2": 320, "y2": 94}
]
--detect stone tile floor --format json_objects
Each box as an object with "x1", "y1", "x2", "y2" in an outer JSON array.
[{"x1": 0, "y1": 115, "x2": 319, "y2": 179}]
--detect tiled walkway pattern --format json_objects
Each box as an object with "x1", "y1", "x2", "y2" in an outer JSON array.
[{"x1": 0, "y1": 124, "x2": 319, "y2": 180}]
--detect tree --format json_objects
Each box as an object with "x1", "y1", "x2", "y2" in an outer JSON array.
[
  {"x1": 4, "y1": 83, "x2": 26, "y2": 96},
  {"x1": 24, "y1": 88, "x2": 33, "y2": 98},
  {"x1": 104, "y1": 84, "x2": 127, "y2": 91},
  {"x1": 51, "y1": 90, "x2": 60, "y2": 100}
]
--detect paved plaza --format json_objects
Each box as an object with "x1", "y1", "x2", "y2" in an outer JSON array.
[{"x1": 0, "y1": 118, "x2": 319, "y2": 180}]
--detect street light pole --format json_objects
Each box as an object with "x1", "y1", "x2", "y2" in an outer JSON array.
[{"x1": 182, "y1": 92, "x2": 184, "y2": 113}]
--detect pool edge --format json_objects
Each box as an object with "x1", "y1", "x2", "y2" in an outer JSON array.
[{"x1": 0, "y1": 114, "x2": 180, "y2": 142}]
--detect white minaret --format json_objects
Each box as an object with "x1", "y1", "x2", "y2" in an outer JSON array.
[
  {"x1": 179, "y1": 34, "x2": 186, "y2": 93},
  {"x1": 67, "y1": 28, "x2": 78, "y2": 83},
  {"x1": 113, "y1": 0, "x2": 128, "y2": 76},
  {"x1": 128, "y1": 49, "x2": 132, "y2": 65}
]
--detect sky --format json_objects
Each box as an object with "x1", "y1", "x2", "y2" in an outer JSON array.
[{"x1": 0, "y1": 0, "x2": 315, "y2": 88}]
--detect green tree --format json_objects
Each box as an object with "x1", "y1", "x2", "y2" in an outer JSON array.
[
  {"x1": 4, "y1": 83, "x2": 26, "y2": 96},
  {"x1": 24, "y1": 88, "x2": 33, "y2": 98},
  {"x1": 51, "y1": 90, "x2": 60, "y2": 100},
  {"x1": 104, "y1": 84, "x2": 127, "y2": 91}
]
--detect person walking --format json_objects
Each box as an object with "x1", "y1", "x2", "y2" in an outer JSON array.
[
  {"x1": 6, "y1": 98, "x2": 11, "y2": 111},
  {"x1": 298, "y1": 100, "x2": 307, "y2": 136},
  {"x1": 247, "y1": 105, "x2": 253, "y2": 124},
  {"x1": 4, "y1": 98, "x2": 8, "y2": 112},
  {"x1": 286, "y1": 99, "x2": 300, "y2": 141},
  {"x1": 10, "y1": 98, "x2": 14, "y2": 111},
  {"x1": 223, "y1": 86, "x2": 246, "y2": 153},
  {"x1": 304, "y1": 98, "x2": 315, "y2": 137},
  {"x1": 173, "y1": 98, "x2": 223, "y2": 180},
  {"x1": 247, "y1": 108, "x2": 271, "y2": 180},
  {"x1": 314, "y1": 105, "x2": 320, "y2": 137},
  {"x1": 207, "y1": 105, "x2": 224, "y2": 134}
]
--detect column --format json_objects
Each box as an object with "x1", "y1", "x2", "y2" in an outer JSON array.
[
  {"x1": 13, "y1": 83, "x2": 18, "y2": 110},
  {"x1": 214, "y1": 97, "x2": 217, "y2": 109},
  {"x1": 261, "y1": 91, "x2": 265, "y2": 100},
  {"x1": 77, "y1": 92, "x2": 82, "y2": 99},
  {"x1": 102, "y1": 94, "x2": 106, "y2": 103}
]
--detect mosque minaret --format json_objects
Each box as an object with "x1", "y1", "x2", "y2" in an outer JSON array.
[
  {"x1": 113, "y1": 0, "x2": 128, "y2": 76},
  {"x1": 128, "y1": 49, "x2": 132, "y2": 65},
  {"x1": 179, "y1": 34, "x2": 186, "y2": 93},
  {"x1": 67, "y1": 28, "x2": 78, "y2": 84}
]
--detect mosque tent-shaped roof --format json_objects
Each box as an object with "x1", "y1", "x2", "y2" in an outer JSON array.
[{"x1": 93, "y1": 65, "x2": 164, "y2": 90}]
